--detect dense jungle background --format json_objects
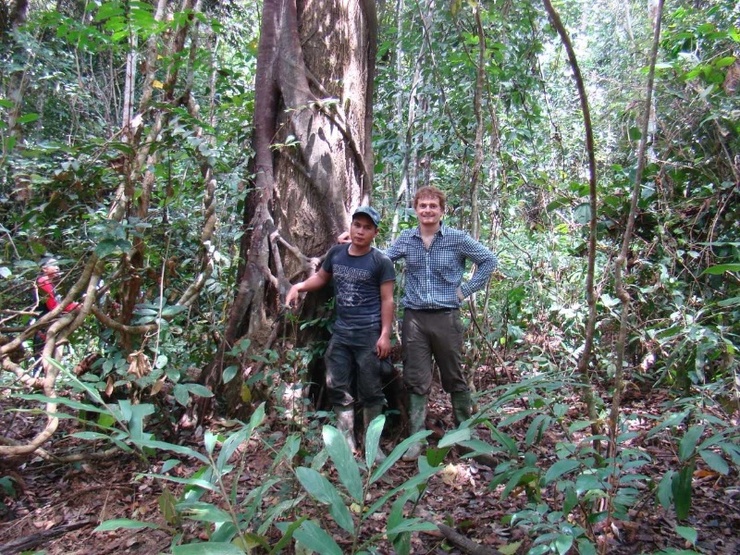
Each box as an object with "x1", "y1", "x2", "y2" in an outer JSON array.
[{"x1": 0, "y1": 0, "x2": 738, "y2": 554}]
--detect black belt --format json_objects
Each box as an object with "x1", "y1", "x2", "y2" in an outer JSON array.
[{"x1": 406, "y1": 307, "x2": 458, "y2": 313}]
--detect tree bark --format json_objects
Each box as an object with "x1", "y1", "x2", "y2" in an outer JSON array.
[{"x1": 199, "y1": 0, "x2": 378, "y2": 419}]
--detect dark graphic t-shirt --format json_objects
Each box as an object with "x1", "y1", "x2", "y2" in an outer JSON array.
[{"x1": 322, "y1": 244, "x2": 395, "y2": 330}]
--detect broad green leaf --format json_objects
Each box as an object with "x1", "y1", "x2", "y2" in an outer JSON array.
[
  {"x1": 222, "y1": 365, "x2": 238, "y2": 384},
  {"x1": 295, "y1": 467, "x2": 354, "y2": 534},
  {"x1": 501, "y1": 468, "x2": 538, "y2": 499},
  {"x1": 271, "y1": 516, "x2": 307, "y2": 552},
  {"x1": 134, "y1": 438, "x2": 210, "y2": 464},
  {"x1": 18, "y1": 393, "x2": 108, "y2": 414},
  {"x1": 576, "y1": 537, "x2": 597, "y2": 555},
  {"x1": 171, "y1": 543, "x2": 246, "y2": 555},
  {"x1": 498, "y1": 409, "x2": 534, "y2": 427},
  {"x1": 293, "y1": 519, "x2": 343, "y2": 555},
  {"x1": 173, "y1": 384, "x2": 191, "y2": 406},
  {"x1": 161, "y1": 459, "x2": 180, "y2": 473},
  {"x1": 702, "y1": 263, "x2": 740, "y2": 275},
  {"x1": 717, "y1": 296, "x2": 740, "y2": 307},
  {"x1": 369, "y1": 430, "x2": 432, "y2": 485},
  {"x1": 385, "y1": 518, "x2": 438, "y2": 535},
  {"x1": 322, "y1": 425, "x2": 362, "y2": 502},
  {"x1": 181, "y1": 502, "x2": 232, "y2": 523},
  {"x1": 95, "y1": 238, "x2": 132, "y2": 258},
  {"x1": 525, "y1": 414, "x2": 551, "y2": 446},
  {"x1": 575, "y1": 472, "x2": 605, "y2": 494},
  {"x1": 365, "y1": 464, "x2": 439, "y2": 516},
  {"x1": 210, "y1": 522, "x2": 238, "y2": 543},
  {"x1": 490, "y1": 428, "x2": 519, "y2": 456},
  {"x1": 457, "y1": 438, "x2": 500, "y2": 457},
  {"x1": 94, "y1": 518, "x2": 160, "y2": 531},
  {"x1": 699, "y1": 450, "x2": 729, "y2": 474},
  {"x1": 498, "y1": 541, "x2": 523, "y2": 555},
  {"x1": 272, "y1": 433, "x2": 301, "y2": 469},
  {"x1": 544, "y1": 459, "x2": 580, "y2": 484},
  {"x1": 204, "y1": 431, "x2": 217, "y2": 455},
  {"x1": 679, "y1": 426, "x2": 704, "y2": 462},
  {"x1": 72, "y1": 431, "x2": 117, "y2": 440},
  {"x1": 17, "y1": 113, "x2": 40, "y2": 124},
  {"x1": 161, "y1": 304, "x2": 187, "y2": 317},
  {"x1": 119, "y1": 401, "x2": 155, "y2": 441},
  {"x1": 143, "y1": 474, "x2": 217, "y2": 492},
  {"x1": 647, "y1": 410, "x2": 690, "y2": 438},
  {"x1": 258, "y1": 496, "x2": 304, "y2": 536},
  {"x1": 554, "y1": 533, "x2": 574, "y2": 555},
  {"x1": 563, "y1": 485, "x2": 578, "y2": 514},
  {"x1": 675, "y1": 525, "x2": 698, "y2": 546},
  {"x1": 387, "y1": 488, "x2": 419, "y2": 536},
  {"x1": 438, "y1": 427, "x2": 470, "y2": 448},
  {"x1": 182, "y1": 383, "x2": 215, "y2": 398},
  {"x1": 364, "y1": 413, "x2": 385, "y2": 469},
  {"x1": 671, "y1": 464, "x2": 694, "y2": 519},
  {"x1": 216, "y1": 428, "x2": 249, "y2": 471}
]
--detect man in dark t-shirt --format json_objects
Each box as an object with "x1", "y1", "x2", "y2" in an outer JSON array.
[{"x1": 286, "y1": 207, "x2": 395, "y2": 461}]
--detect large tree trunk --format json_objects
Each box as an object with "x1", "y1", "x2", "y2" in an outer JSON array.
[{"x1": 199, "y1": 0, "x2": 378, "y2": 419}]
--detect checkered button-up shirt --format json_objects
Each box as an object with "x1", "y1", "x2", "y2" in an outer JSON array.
[{"x1": 385, "y1": 224, "x2": 498, "y2": 310}]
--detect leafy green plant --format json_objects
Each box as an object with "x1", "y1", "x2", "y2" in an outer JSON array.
[
  {"x1": 477, "y1": 371, "x2": 740, "y2": 555},
  {"x1": 95, "y1": 404, "x2": 285, "y2": 553},
  {"x1": 650, "y1": 403, "x2": 740, "y2": 521},
  {"x1": 290, "y1": 416, "x2": 438, "y2": 554},
  {"x1": 90, "y1": 403, "x2": 446, "y2": 554}
]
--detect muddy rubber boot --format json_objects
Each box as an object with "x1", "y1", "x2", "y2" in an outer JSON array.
[
  {"x1": 334, "y1": 405, "x2": 357, "y2": 453},
  {"x1": 451, "y1": 391, "x2": 472, "y2": 426},
  {"x1": 451, "y1": 390, "x2": 479, "y2": 440},
  {"x1": 363, "y1": 404, "x2": 387, "y2": 463},
  {"x1": 402, "y1": 394, "x2": 427, "y2": 462}
]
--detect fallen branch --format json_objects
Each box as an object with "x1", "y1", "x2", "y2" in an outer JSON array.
[
  {"x1": 0, "y1": 518, "x2": 96, "y2": 555},
  {"x1": 437, "y1": 523, "x2": 502, "y2": 555}
]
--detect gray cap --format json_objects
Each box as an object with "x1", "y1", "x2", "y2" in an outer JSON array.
[{"x1": 352, "y1": 206, "x2": 381, "y2": 227}]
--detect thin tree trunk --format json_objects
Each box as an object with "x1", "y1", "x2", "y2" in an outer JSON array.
[
  {"x1": 609, "y1": 0, "x2": 665, "y2": 456},
  {"x1": 541, "y1": 0, "x2": 600, "y2": 429}
]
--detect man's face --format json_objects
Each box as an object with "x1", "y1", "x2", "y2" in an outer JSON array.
[
  {"x1": 43, "y1": 265, "x2": 60, "y2": 278},
  {"x1": 414, "y1": 195, "x2": 444, "y2": 227},
  {"x1": 350, "y1": 215, "x2": 378, "y2": 247}
]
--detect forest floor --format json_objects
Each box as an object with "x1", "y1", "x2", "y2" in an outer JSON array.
[{"x1": 0, "y1": 362, "x2": 738, "y2": 555}]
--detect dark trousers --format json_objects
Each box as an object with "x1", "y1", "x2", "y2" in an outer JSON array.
[
  {"x1": 325, "y1": 327, "x2": 386, "y2": 407},
  {"x1": 401, "y1": 308, "x2": 467, "y2": 396}
]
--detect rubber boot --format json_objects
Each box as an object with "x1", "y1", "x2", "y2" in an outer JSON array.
[
  {"x1": 334, "y1": 405, "x2": 357, "y2": 453},
  {"x1": 451, "y1": 390, "x2": 478, "y2": 440},
  {"x1": 451, "y1": 391, "x2": 472, "y2": 426},
  {"x1": 363, "y1": 404, "x2": 387, "y2": 463},
  {"x1": 401, "y1": 394, "x2": 427, "y2": 462}
]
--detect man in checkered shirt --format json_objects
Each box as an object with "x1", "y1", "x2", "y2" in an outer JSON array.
[{"x1": 385, "y1": 186, "x2": 498, "y2": 461}]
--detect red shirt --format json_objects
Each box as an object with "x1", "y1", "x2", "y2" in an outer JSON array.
[{"x1": 37, "y1": 275, "x2": 79, "y2": 313}]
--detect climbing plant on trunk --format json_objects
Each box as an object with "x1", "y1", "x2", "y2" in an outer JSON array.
[{"x1": 199, "y1": 0, "x2": 378, "y2": 418}]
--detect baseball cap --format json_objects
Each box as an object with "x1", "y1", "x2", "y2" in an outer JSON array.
[{"x1": 352, "y1": 206, "x2": 381, "y2": 227}]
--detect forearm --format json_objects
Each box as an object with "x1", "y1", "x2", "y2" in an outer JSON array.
[
  {"x1": 460, "y1": 250, "x2": 498, "y2": 297},
  {"x1": 286, "y1": 269, "x2": 331, "y2": 306},
  {"x1": 380, "y1": 298, "x2": 394, "y2": 339},
  {"x1": 293, "y1": 273, "x2": 327, "y2": 294}
]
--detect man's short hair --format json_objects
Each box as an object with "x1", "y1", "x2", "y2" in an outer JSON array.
[{"x1": 413, "y1": 186, "x2": 446, "y2": 211}]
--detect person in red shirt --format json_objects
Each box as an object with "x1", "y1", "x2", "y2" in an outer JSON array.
[
  {"x1": 32, "y1": 258, "x2": 80, "y2": 368},
  {"x1": 36, "y1": 258, "x2": 80, "y2": 314}
]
